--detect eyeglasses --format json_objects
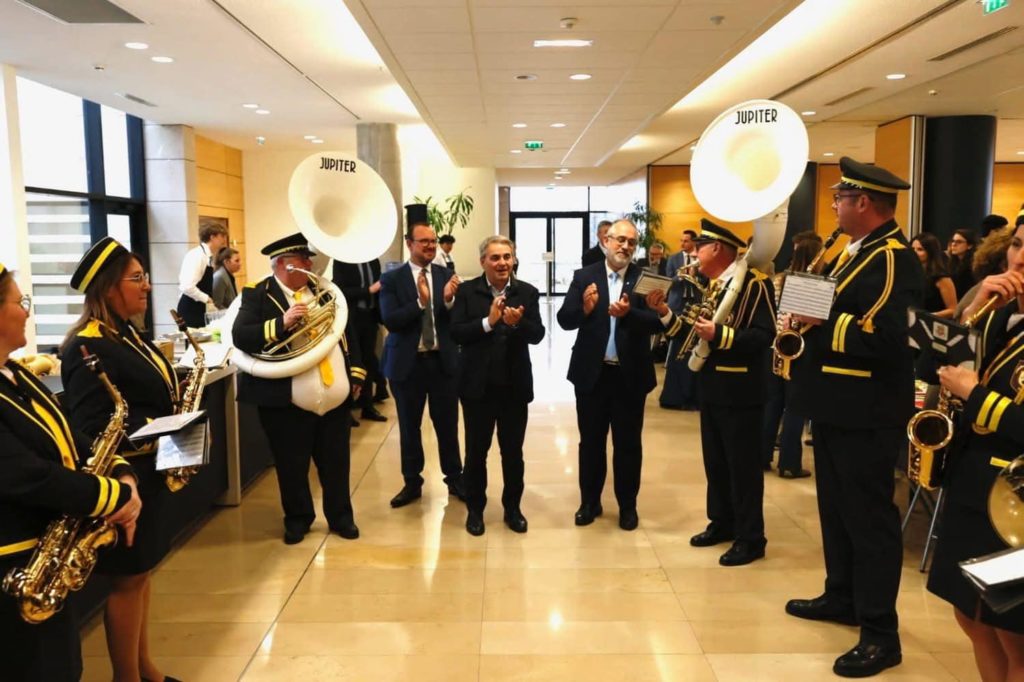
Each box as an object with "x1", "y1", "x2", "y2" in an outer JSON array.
[
  {"x1": 122, "y1": 272, "x2": 150, "y2": 285},
  {"x1": 609, "y1": 236, "x2": 638, "y2": 247},
  {"x1": 950, "y1": 238, "x2": 968, "y2": 245},
  {"x1": 16, "y1": 294, "x2": 31, "y2": 313},
  {"x1": 832, "y1": 192, "x2": 863, "y2": 203},
  {"x1": 411, "y1": 238, "x2": 438, "y2": 246}
]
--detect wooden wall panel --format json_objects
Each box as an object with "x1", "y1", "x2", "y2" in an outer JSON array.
[
  {"x1": 648, "y1": 165, "x2": 753, "y2": 253},
  {"x1": 993, "y1": 163, "x2": 1024, "y2": 226},
  {"x1": 195, "y1": 135, "x2": 246, "y2": 284},
  {"x1": 875, "y1": 117, "x2": 914, "y2": 234}
]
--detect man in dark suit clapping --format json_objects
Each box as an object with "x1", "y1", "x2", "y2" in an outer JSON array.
[
  {"x1": 557, "y1": 219, "x2": 678, "y2": 531},
  {"x1": 379, "y1": 204, "x2": 465, "y2": 508},
  {"x1": 451, "y1": 236, "x2": 545, "y2": 536}
]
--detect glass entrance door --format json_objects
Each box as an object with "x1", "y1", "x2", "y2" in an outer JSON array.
[{"x1": 510, "y1": 212, "x2": 586, "y2": 296}]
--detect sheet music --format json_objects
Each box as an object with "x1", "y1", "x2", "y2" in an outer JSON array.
[
  {"x1": 128, "y1": 411, "x2": 206, "y2": 441},
  {"x1": 632, "y1": 271, "x2": 673, "y2": 296},
  {"x1": 778, "y1": 272, "x2": 837, "y2": 319},
  {"x1": 961, "y1": 547, "x2": 1024, "y2": 587},
  {"x1": 155, "y1": 422, "x2": 210, "y2": 471},
  {"x1": 178, "y1": 342, "x2": 231, "y2": 369}
]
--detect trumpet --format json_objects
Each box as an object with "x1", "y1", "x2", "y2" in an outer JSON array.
[
  {"x1": 771, "y1": 227, "x2": 844, "y2": 379},
  {"x1": 675, "y1": 277, "x2": 724, "y2": 360}
]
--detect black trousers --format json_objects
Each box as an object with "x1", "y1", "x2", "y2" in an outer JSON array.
[
  {"x1": 575, "y1": 364, "x2": 646, "y2": 510},
  {"x1": 461, "y1": 388, "x2": 528, "y2": 513},
  {"x1": 391, "y1": 352, "x2": 462, "y2": 488},
  {"x1": 350, "y1": 308, "x2": 382, "y2": 409},
  {"x1": 659, "y1": 337, "x2": 699, "y2": 408},
  {"x1": 0, "y1": 560, "x2": 81, "y2": 682},
  {"x1": 700, "y1": 403, "x2": 766, "y2": 543},
  {"x1": 812, "y1": 422, "x2": 903, "y2": 646},
  {"x1": 258, "y1": 402, "x2": 353, "y2": 532}
]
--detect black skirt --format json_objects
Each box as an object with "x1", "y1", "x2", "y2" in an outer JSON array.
[
  {"x1": 97, "y1": 453, "x2": 170, "y2": 575},
  {"x1": 927, "y1": 492, "x2": 1024, "y2": 633}
]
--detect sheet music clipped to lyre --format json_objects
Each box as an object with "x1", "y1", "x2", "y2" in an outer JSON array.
[{"x1": 778, "y1": 271, "x2": 837, "y2": 320}]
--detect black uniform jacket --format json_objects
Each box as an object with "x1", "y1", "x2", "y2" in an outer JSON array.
[
  {"x1": 332, "y1": 259, "x2": 382, "y2": 322},
  {"x1": 948, "y1": 303, "x2": 1024, "y2": 512},
  {"x1": 61, "y1": 317, "x2": 179, "y2": 449},
  {"x1": 450, "y1": 275, "x2": 545, "y2": 403},
  {"x1": 667, "y1": 267, "x2": 775, "y2": 406},
  {"x1": 790, "y1": 220, "x2": 923, "y2": 428},
  {"x1": 232, "y1": 275, "x2": 364, "y2": 407},
  {"x1": 0, "y1": 360, "x2": 132, "y2": 561},
  {"x1": 379, "y1": 262, "x2": 459, "y2": 382},
  {"x1": 557, "y1": 261, "x2": 666, "y2": 395}
]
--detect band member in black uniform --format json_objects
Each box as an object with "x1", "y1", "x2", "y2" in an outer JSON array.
[
  {"x1": 557, "y1": 219, "x2": 677, "y2": 531},
  {"x1": 60, "y1": 237, "x2": 182, "y2": 682},
  {"x1": 660, "y1": 230, "x2": 702, "y2": 410},
  {"x1": 380, "y1": 204, "x2": 464, "y2": 508},
  {"x1": 437, "y1": 234, "x2": 457, "y2": 271},
  {"x1": 176, "y1": 221, "x2": 228, "y2": 327},
  {"x1": 659, "y1": 220, "x2": 775, "y2": 565},
  {"x1": 930, "y1": 228, "x2": 1024, "y2": 681},
  {"x1": 785, "y1": 158, "x2": 923, "y2": 678},
  {"x1": 0, "y1": 262, "x2": 140, "y2": 682},
  {"x1": 233, "y1": 234, "x2": 365, "y2": 544},
  {"x1": 332, "y1": 256, "x2": 386, "y2": 423},
  {"x1": 451, "y1": 236, "x2": 545, "y2": 536}
]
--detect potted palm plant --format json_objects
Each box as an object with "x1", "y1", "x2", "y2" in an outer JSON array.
[
  {"x1": 623, "y1": 201, "x2": 664, "y2": 251},
  {"x1": 413, "y1": 189, "x2": 475, "y2": 236}
]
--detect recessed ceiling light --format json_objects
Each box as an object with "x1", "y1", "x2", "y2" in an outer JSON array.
[
  {"x1": 510, "y1": 149, "x2": 522, "y2": 154},
  {"x1": 151, "y1": 56, "x2": 174, "y2": 64},
  {"x1": 533, "y1": 39, "x2": 593, "y2": 48},
  {"x1": 242, "y1": 103, "x2": 259, "y2": 109},
  {"x1": 823, "y1": 152, "x2": 835, "y2": 157},
  {"x1": 255, "y1": 109, "x2": 270, "y2": 115},
  {"x1": 559, "y1": 168, "x2": 569, "y2": 172},
  {"x1": 689, "y1": 145, "x2": 697, "y2": 151},
  {"x1": 801, "y1": 110, "x2": 816, "y2": 116},
  {"x1": 512, "y1": 122, "x2": 527, "y2": 128},
  {"x1": 304, "y1": 135, "x2": 317, "y2": 140},
  {"x1": 124, "y1": 42, "x2": 148, "y2": 50},
  {"x1": 1017, "y1": 150, "x2": 1024, "y2": 155},
  {"x1": 311, "y1": 139, "x2": 324, "y2": 144},
  {"x1": 550, "y1": 122, "x2": 566, "y2": 128},
  {"x1": 255, "y1": 136, "x2": 265, "y2": 144},
  {"x1": 515, "y1": 74, "x2": 538, "y2": 81},
  {"x1": 569, "y1": 73, "x2": 592, "y2": 80},
  {"x1": 886, "y1": 73, "x2": 906, "y2": 80}
]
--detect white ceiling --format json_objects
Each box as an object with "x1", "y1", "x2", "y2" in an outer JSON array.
[{"x1": 0, "y1": 0, "x2": 1022, "y2": 187}]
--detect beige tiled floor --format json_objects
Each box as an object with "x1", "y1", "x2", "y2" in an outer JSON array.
[{"x1": 81, "y1": 301, "x2": 980, "y2": 681}]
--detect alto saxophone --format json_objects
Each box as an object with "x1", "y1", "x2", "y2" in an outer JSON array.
[
  {"x1": 772, "y1": 227, "x2": 844, "y2": 380},
  {"x1": 165, "y1": 310, "x2": 209, "y2": 492},
  {"x1": 2, "y1": 346, "x2": 127, "y2": 623}
]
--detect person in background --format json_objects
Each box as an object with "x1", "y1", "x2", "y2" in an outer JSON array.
[
  {"x1": 660, "y1": 230, "x2": 702, "y2": 410},
  {"x1": 176, "y1": 221, "x2": 228, "y2": 327},
  {"x1": 946, "y1": 229, "x2": 977, "y2": 300},
  {"x1": 912, "y1": 233, "x2": 956, "y2": 318},
  {"x1": 436, "y1": 234, "x2": 456, "y2": 271},
  {"x1": 211, "y1": 246, "x2": 241, "y2": 310},
  {"x1": 332, "y1": 256, "x2": 387, "y2": 424},
  {"x1": 0, "y1": 262, "x2": 140, "y2": 682},
  {"x1": 979, "y1": 214, "x2": 1009, "y2": 241},
  {"x1": 638, "y1": 241, "x2": 668, "y2": 275},
  {"x1": 582, "y1": 220, "x2": 613, "y2": 266}
]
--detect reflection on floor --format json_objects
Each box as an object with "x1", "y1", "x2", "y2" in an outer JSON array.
[{"x1": 81, "y1": 300, "x2": 978, "y2": 681}]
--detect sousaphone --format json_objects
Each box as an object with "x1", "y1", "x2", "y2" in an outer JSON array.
[
  {"x1": 222, "y1": 152, "x2": 397, "y2": 381},
  {"x1": 686, "y1": 99, "x2": 808, "y2": 371}
]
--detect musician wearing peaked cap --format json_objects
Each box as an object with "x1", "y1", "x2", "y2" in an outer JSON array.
[
  {"x1": 785, "y1": 157, "x2": 923, "y2": 678},
  {"x1": 59, "y1": 237, "x2": 181, "y2": 682},
  {"x1": 232, "y1": 233, "x2": 365, "y2": 545},
  {"x1": 657, "y1": 219, "x2": 776, "y2": 566},
  {"x1": 0, "y1": 262, "x2": 140, "y2": 682}
]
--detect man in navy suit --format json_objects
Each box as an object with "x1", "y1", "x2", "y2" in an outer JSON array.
[
  {"x1": 379, "y1": 204, "x2": 465, "y2": 508},
  {"x1": 557, "y1": 219, "x2": 678, "y2": 530}
]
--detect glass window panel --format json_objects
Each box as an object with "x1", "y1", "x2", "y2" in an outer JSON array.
[
  {"x1": 17, "y1": 77, "x2": 88, "y2": 193},
  {"x1": 107, "y1": 214, "x2": 132, "y2": 251},
  {"x1": 510, "y1": 186, "x2": 588, "y2": 212},
  {"x1": 101, "y1": 106, "x2": 131, "y2": 198},
  {"x1": 512, "y1": 217, "x2": 548, "y2": 294},
  {"x1": 553, "y1": 217, "x2": 583, "y2": 295}
]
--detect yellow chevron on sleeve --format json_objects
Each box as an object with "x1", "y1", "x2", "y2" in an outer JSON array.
[
  {"x1": 832, "y1": 313, "x2": 855, "y2": 353},
  {"x1": 90, "y1": 476, "x2": 110, "y2": 517},
  {"x1": 718, "y1": 325, "x2": 734, "y2": 350},
  {"x1": 103, "y1": 479, "x2": 122, "y2": 516},
  {"x1": 976, "y1": 391, "x2": 1000, "y2": 430},
  {"x1": 667, "y1": 316, "x2": 682, "y2": 338},
  {"x1": 350, "y1": 367, "x2": 367, "y2": 379},
  {"x1": 988, "y1": 396, "x2": 1012, "y2": 432}
]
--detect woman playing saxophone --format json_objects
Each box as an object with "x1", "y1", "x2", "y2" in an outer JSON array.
[{"x1": 0, "y1": 262, "x2": 140, "y2": 681}]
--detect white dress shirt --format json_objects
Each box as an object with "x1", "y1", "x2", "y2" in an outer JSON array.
[
  {"x1": 481, "y1": 278, "x2": 512, "y2": 333},
  {"x1": 178, "y1": 243, "x2": 214, "y2": 304},
  {"x1": 409, "y1": 261, "x2": 454, "y2": 351}
]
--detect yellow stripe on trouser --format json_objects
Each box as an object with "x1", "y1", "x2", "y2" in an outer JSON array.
[{"x1": 295, "y1": 291, "x2": 333, "y2": 387}]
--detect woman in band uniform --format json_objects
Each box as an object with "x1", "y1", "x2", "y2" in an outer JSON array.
[
  {"x1": 932, "y1": 223, "x2": 1024, "y2": 681},
  {"x1": 59, "y1": 238, "x2": 181, "y2": 682},
  {"x1": 0, "y1": 263, "x2": 140, "y2": 681}
]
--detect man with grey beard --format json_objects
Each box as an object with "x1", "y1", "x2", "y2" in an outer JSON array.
[{"x1": 557, "y1": 220, "x2": 679, "y2": 531}]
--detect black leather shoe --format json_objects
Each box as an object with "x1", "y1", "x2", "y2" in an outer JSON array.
[
  {"x1": 619, "y1": 508, "x2": 639, "y2": 531},
  {"x1": 361, "y1": 406, "x2": 387, "y2": 422},
  {"x1": 350, "y1": 414, "x2": 360, "y2": 427},
  {"x1": 784, "y1": 595, "x2": 858, "y2": 626},
  {"x1": 779, "y1": 468, "x2": 812, "y2": 479},
  {"x1": 330, "y1": 519, "x2": 359, "y2": 540},
  {"x1": 390, "y1": 485, "x2": 422, "y2": 508},
  {"x1": 718, "y1": 540, "x2": 766, "y2": 566},
  {"x1": 689, "y1": 526, "x2": 734, "y2": 547},
  {"x1": 504, "y1": 509, "x2": 528, "y2": 533},
  {"x1": 466, "y1": 510, "x2": 485, "y2": 536},
  {"x1": 447, "y1": 480, "x2": 467, "y2": 502},
  {"x1": 833, "y1": 643, "x2": 902, "y2": 678},
  {"x1": 283, "y1": 527, "x2": 306, "y2": 545},
  {"x1": 574, "y1": 503, "x2": 603, "y2": 526}
]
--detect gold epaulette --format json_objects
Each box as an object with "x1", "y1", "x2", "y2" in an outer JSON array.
[{"x1": 78, "y1": 319, "x2": 104, "y2": 338}]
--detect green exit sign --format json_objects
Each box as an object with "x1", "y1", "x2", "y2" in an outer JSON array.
[
  {"x1": 983, "y1": 0, "x2": 1009, "y2": 14},
  {"x1": 524, "y1": 140, "x2": 543, "y2": 150}
]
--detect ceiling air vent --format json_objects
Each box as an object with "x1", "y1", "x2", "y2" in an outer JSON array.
[
  {"x1": 928, "y1": 26, "x2": 1018, "y2": 62},
  {"x1": 114, "y1": 92, "x2": 157, "y2": 107},
  {"x1": 15, "y1": 0, "x2": 142, "y2": 24},
  {"x1": 824, "y1": 87, "x2": 875, "y2": 107}
]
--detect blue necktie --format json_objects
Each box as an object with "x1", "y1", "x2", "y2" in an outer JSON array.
[{"x1": 605, "y1": 271, "x2": 618, "y2": 361}]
